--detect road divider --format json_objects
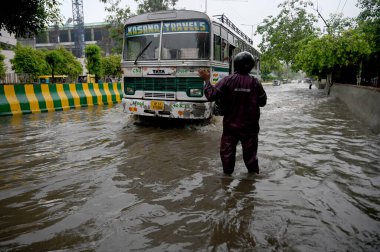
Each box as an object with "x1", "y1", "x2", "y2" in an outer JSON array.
[{"x1": 0, "y1": 82, "x2": 123, "y2": 116}]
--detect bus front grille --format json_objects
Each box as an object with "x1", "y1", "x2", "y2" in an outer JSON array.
[
  {"x1": 144, "y1": 92, "x2": 175, "y2": 99},
  {"x1": 124, "y1": 77, "x2": 204, "y2": 95}
]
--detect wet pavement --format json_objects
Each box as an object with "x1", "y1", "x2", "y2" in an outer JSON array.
[{"x1": 0, "y1": 83, "x2": 379, "y2": 251}]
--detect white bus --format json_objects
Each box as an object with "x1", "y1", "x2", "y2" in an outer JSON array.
[{"x1": 121, "y1": 10, "x2": 260, "y2": 119}]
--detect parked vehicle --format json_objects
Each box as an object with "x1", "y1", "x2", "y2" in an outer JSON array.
[
  {"x1": 78, "y1": 74, "x2": 96, "y2": 83},
  {"x1": 273, "y1": 80, "x2": 281, "y2": 86},
  {"x1": 37, "y1": 75, "x2": 68, "y2": 84}
]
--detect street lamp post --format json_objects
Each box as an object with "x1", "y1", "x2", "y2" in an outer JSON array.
[{"x1": 241, "y1": 24, "x2": 254, "y2": 41}]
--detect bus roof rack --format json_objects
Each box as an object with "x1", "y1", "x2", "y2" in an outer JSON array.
[{"x1": 213, "y1": 14, "x2": 253, "y2": 45}]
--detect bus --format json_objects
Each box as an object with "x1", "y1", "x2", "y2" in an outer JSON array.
[{"x1": 121, "y1": 10, "x2": 260, "y2": 119}]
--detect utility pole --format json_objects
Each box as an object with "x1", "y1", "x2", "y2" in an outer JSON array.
[
  {"x1": 72, "y1": 0, "x2": 85, "y2": 58},
  {"x1": 241, "y1": 24, "x2": 254, "y2": 41}
]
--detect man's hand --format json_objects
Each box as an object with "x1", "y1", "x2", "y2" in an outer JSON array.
[{"x1": 198, "y1": 68, "x2": 210, "y2": 82}]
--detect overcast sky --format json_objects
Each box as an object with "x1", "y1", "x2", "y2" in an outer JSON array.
[{"x1": 61, "y1": 0, "x2": 361, "y2": 46}]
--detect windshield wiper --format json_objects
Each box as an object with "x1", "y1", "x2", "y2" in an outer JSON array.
[{"x1": 134, "y1": 41, "x2": 152, "y2": 65}]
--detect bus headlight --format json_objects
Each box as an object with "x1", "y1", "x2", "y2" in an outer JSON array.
[
  {"x1": 126, "y1": 87, "x2": 134, "y2": 94},
  {"x1": 188, "y1": 88, "x2": 203, "y2": 97}
]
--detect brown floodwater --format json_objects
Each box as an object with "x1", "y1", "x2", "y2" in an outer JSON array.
[{"x1": 0, "y1": 83, "x2": 379, "y2": 251}]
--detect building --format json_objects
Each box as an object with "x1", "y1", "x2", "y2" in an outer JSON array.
[
  {"x1": 0, "y1": 28, "x2": 17, "y2": 79},
  {"x1": 19, "y1": 22, "x2": 116, "y2": 57}
]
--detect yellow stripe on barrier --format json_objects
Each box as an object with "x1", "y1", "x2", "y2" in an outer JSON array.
[
  {"x1": 4, "y1": 85, "x2": 21, "y2": 115},
  {"x1": 113, "y1": 83, "x2": 121, "y2": 102},
  {"x1": 82, "y1": 83, "x2": 94, "y2": 105},
  {"x1": 103, "y1": 83, "x2": 113, "y2": 104},
  {"x1": 56, "y1": 84, "x2": 70, "y2": 110},
  {"x1": 69, "y1": 84, "x2": 81, "y2": 108},
  {"x1": 24, "y1": 85, "x2": 41, "y2": 113},
  {"x1": 93, "y1": 83, "x2": 103, "y2": 105},
  {"x1": 41, "y1": 84, "x2": 55, "y2": 112}
]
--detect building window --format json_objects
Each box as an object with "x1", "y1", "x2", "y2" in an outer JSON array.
[
  {"x1": 59, "y1": 30, "x2": 69, "y2": 43},
  {"x1": 49, "y1": 30, "x2": 59, "y2": 43},
  {"x1": 36, "y1": 31, "x2": 48, "y2": 43},
  {"x1": 70, "y1": 30, "x2": 77, "y2": 42},
  {"x1": 93, "y1": 28, "x2": 102, "y2": 41},
  {"x1": 85, "y1": 28, "x2": 92, "y2": 41}
]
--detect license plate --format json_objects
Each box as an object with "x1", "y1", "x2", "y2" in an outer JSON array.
[{"x1": 150, "y1": 100, "x2": 164, "y2": 111}]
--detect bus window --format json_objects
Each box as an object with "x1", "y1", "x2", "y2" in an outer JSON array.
[
  {"x1": 124, "y1": 23, "x2": 161, "y2": 61},
  {"x1": 213, "y1": 24, "x2": 220, "y2": 36},
  {"x1": 228, "y1": 32, "x2": 234, "y2": 45},
  {"x1": 221, "y1": 27, "x2": 228, "y2": 40},
  {"x1": 214, "y1": 35, "x2": 221, "y2": 61},
  {"x1": 222, "y1": 39, "x2": 228, "y2": 63},
  {"x1": 161, "y1": 20, "x2": 210, "y2": 60}
]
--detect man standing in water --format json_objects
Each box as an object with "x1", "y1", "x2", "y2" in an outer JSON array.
[{"x1": 198, "y1": 51, "x2": 267, "y2": 175}]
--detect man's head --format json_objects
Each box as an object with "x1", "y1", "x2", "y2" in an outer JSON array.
[{"x1": 233, "y1": 51, "x2": 255, "y2": 74}]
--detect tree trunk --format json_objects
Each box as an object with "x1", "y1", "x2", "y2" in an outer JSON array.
[{"x1": 326, "y1": 72, "x2": 333, "y2": 96}]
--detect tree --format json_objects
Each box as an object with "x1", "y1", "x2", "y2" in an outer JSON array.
[
  {"x1": 53, "y1": 47, "x2": 83, "y2": 77},
  {"x1": 0, "y1": 52, "x2": 6, "y2": 80},
  {"x1": 259, "y1": 52, "x2": 282, "y2": 81},
  {"x1": 85, "y1": 44, "x2": 103, "y2": 81},
  {"x1": 101, "y1": 0, "x2": 132, "y2": 54},
  {"x1": 11, "y1": 44, "x2": 49, "y2": 78},
  {"x1": 0, "y1": 0, "x2": 61, "y2": 37},
  {"x1": 100, "y1": 0, "x2": 179, "y2": 54},
  {"x1": 134, "y1": 0, "x2": 178, "y2": 14},
  {"x1": 101, "y1": 55, "x2": 122, "y2": 79},
  {"x1": 294, "y1": 29, "x2": 372, "y2": 82},
  {"x1": 356, "y1": 0, "x2": 380, "y2": 86},
  {"x1": 256, "y1": 0, "x2": 318, "y2": 68},
  {"x1": 45, "y1": 50, "x2": 64, "y2": 81}
]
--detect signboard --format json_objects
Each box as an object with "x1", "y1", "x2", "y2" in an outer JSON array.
[
  {"x1": 162, "y1": 20, "x2": 209, "y2": 33},
  {"x1": 126, "y1": 20, "x2": 210, "y2": 37},
  {"x1": 143, "y1": 67, "x2": 176, "y2": 76},
  {"x1": 126, "y1": 23, "x2": 161, "y2": 37}
]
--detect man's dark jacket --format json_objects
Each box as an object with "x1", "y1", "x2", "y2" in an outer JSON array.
[{"x1": 204, "y1": 73, "x2": 267, "y2": 133}]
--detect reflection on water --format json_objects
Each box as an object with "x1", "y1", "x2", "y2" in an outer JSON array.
[{"x1": 0, "y1": 84, "x2": 379, "y2": 251}]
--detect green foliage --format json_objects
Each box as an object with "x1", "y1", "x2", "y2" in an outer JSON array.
[
  {"x1": 357, "y1": 0, "x2": 380, "y2": 22},
  {"x1": 45, "y1": 50, "x2": 64, "y2": 78},
  {"x1": 10, "y1": 44, "x2": 82, "y2": 80},
  {"x1": 260, "y1": 53, "x2": 282, "y2": 81},
  {"x1": 11, "y1": 44, "x2": 49, "y2": 77},
  {"x1": 324, "y1": 13, "x2": 355, "y2": 36},
  {"x1": 0, "y1": 0, "x2": 61, "y2": 37},
  {"x1": 103, "y1": 0, "x2": 132, "y2": 54},
  {"x1": 101, "y1": 55, "x2": 122, "y2": 78},
  {"x1": 52, "y1": 47, "x2": 83, "y2": 77},
  {"x1": 100, "y1": 0, "x2": 179, "y2": 54},
  {"x1": 134, "y1": 0, "x2": 178, "y2": 14},
  {"x1": 256, "y1": 0, "x2": 318, "y2": 65},
  {"x1": 356, "y1": 0, "x2": 380, "y2": 51},
  {"x1": 0, "y1": 52, "x2": 6, "y2": 79},
  {"x1": 295, "y1": 29, "x2": 372, "y2": 77},
  {"x1": 85, "y1": 44, "x2": 103, "y2": 79}
]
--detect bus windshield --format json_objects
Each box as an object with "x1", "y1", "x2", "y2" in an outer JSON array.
[
  {"x1": 124, "y1": 20, "x2": 210, "y2": 61},
  {"x1": 125, "y1": 22, "x2": 161, "y2": 61}
]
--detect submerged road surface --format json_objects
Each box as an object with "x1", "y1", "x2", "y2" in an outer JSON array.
[{"x1": 0, "y1": 83, "x2": 379, "y2": 251}]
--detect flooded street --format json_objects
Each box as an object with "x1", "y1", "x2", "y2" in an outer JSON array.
[{"x1": 0, "y1": 83, "x2": 379, "y2": 251}]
